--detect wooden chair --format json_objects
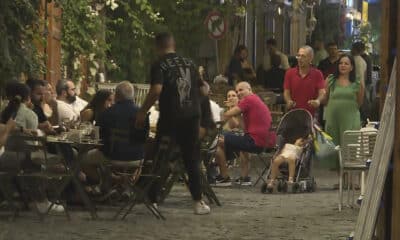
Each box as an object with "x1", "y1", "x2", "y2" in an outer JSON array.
[{"x1": 338, "y1": 130, "x2": 378, "y2": 211}]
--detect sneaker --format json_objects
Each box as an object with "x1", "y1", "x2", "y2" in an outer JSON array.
[
  {"x1": 215, "y1": 176, "x2": 232, "y2": 186},
  {"x1": 194, "y1": 200, "x2": 210, "y2": 215},
  {"x1": 36, "y1": 201, "x2": 65, "y2": 214},
  {"x1": 215, "y1": 174, "x2": 224, "y2": 182},
  {"x1": 234, "y1": 176, "x2": 252, "y2": 186},
  {"x1": 152, "y1": 203, "x2": 159, "y2": 209},
  {"x1": 357, "y1": 195, "x2": 363, "y2": 205}
]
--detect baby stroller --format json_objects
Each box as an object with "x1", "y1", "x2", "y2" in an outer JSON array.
[{"x1": 261, "y1": 109, "x2": 316, "y2": 193}]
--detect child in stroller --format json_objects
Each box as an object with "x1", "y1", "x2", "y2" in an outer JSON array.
[
  {"x1": 262, "y1": 109, "x2": 316, "y2": 193},
  {"x1": 266, "y1": 136, "x2": 309, "y2": 191}
]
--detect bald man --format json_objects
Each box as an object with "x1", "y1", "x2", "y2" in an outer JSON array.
[{"x1": 215, "y1": 82, "x2": 273, "y2": 186}]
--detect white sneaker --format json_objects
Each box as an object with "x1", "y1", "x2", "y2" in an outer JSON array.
[
  {"x1": 36, "y1": 201, "x2": 65, "y2": 213},
  {"x1": 194, "y1": 200, "x2": 210, "y2": 215},
  {"x1": 152, "y1": 203, "x2": 158, "y2": 210}
]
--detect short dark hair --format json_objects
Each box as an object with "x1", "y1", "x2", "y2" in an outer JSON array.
[
  {"x1": 234, "y1": 45, "x2": 247, "y2": 55},
  {"x1": 26, "y1": 78, "x2": 46, "y2": 92},
  {"x1": 1, "y1": 82, "x2": 31, "y2": 123},
  {"x1": 352, "y1": 41, "x2": 365, "y2": 52},
  {"x1": 326, "y1": 42, "x2": 338, "y2": 48},
  {"x1": 56, "y1": 79, "x2": 70, "y2": 96},
  {"x1": 266, "y1": 38, "x2": 277, "y2": 46},
  {"x1": 270, "y1": 54, "x2": 281, "y2": 67},
  {"x1": 155, "y1": 32, "x2": 174, "y2": 49}
]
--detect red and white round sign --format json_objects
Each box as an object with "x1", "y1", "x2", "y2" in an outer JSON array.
[{"x1": 204, "y1": 11, "x2": 227, "y2": 40}]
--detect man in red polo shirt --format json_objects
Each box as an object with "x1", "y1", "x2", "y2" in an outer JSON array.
[
  {"x1": 283, "y1": 45, "x2": 325, "y2": 117},
  {"x1": 215, "y1": 81, "x2": 273, "y2": 186}
]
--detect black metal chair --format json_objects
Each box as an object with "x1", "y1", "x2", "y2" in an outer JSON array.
[
  {"x1": 154, "y1": 136, "x2": 221, "y2": 206},
  {"x1": 105, "y1": 128, "x2": 164, "y2": 220},
  {"x1": 2, "y1": 133, "x2": 71, "y2": 220}
]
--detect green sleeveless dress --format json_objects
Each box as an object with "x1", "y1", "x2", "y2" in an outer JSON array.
[{"x1": 323, "y1": 75, "x2": 361, "y2": 168}]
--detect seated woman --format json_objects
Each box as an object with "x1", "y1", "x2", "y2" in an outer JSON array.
[
  {"x1": 214, "y1": 90, "x2": 244, "y2": 185},
  {"x1": 267, "y1": 136, "x2": 308, "y2": 190},
  {"x1": 80, "y1": 89, "x2": 114, "y2": 124},
  {"x1": 1, "y1": 82, "x2": 38, "y2": 130},
  {"x1": 222, "y1": 90, "x2": 242, "y2": 132},
  {"x1": 0, "y1": 81, "x2": 64, "y2": 213},
  {"x1": 43, "y1": 81, "x2": 59, "y2": 125}
]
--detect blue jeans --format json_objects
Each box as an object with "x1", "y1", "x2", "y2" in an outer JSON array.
[{"x1": 223, "y1": 132, "x2": 263, "y2": 158}]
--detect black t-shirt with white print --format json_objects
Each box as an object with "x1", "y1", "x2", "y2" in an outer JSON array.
[{"x1": 150, "y1": 53, "x2": 200, "y2": 131}]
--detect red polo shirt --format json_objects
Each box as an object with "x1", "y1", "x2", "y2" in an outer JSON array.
[
  {"x1": 238, "y1": 94, "x2": 272, "y2": 147},
  {"x1": 283, "y1": 67, "x2": 325, "y2": 116}
]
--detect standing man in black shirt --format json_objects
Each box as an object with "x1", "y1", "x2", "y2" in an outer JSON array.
[
  {"x1": 135, "y1": 32, "x2": 210, "y2": 215},
  {"x1": 318, "y1": 42, "x2": 340, "y2": 79}
]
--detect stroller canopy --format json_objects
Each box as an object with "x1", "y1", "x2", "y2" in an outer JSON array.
[{"x1": 276, "y1": 109, "x2": 314, "y2": 144}]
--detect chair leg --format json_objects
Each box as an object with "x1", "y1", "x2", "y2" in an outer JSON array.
[
  {"x1": 339, "y1": 169, "x2": 343, "y2": 211},
  {"x1": 144, "y1": 201, "x2": 165, "y2": 220},
  {"x1": 351, "y1": 173, "x2": 356, "y2": 207},
  {"x1": 71, "y1": 176, "x2": 98, "y2": 219},
  {"x1": 200, "y1": 172, "x2": 221, "y2": 206},
  {"x1": 113, "y1": 201, "x2": 131, "y2": 220},
  {"x1": 254, "y1": 164, "x2": 270, "y2": 187},
  {"x1": 121, "y1": 199, "x2": 137, "y2": 220},
  {"x1": 347, "y1": 172, "x2": 351, "y2": 207},
  {"x1": 360, "y1": 171, "x2": 365, "y2": 197},
  {"x1": 253, "y1": 155, "x2": 269, "y2": 187}
]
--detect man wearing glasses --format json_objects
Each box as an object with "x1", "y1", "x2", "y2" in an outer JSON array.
[{"x1": 283, "y1": 45, "x2": 325, "y2": 118}]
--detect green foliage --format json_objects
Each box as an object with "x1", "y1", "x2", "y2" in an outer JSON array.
[
  {"x1": 0, "y1": 0, "x2": 236, "y2": 86},
  {"x1": 105, "y1": 0, "x2": 162, "y2": 82},
  {"x1": 0, "y1": 0, "x2": 43, "y2": 86},
  {"x1": 107, "y1": 0, "x2": 231, "y2": 83},
  {"x1": 56, "y1": 0, "x2": 110, "y2": 82}
]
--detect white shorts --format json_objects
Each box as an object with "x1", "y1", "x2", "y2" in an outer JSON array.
[{"x1": 280, "y1": 144, "x2": 302, "y2": 160}]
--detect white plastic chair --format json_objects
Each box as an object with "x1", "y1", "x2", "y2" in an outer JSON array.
[{"x1": 338, "y1": 130, "x2": 377, "y2": 211}]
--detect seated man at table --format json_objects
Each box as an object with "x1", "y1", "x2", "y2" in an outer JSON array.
[
  {"x1": 55, "y1": 79, "x2": 81, "y2": 124},
  {"x1": 97, "y1": 81, "x2": 148, "y2": 161},
  {"x1": 82, "y1": 81, "x2": 147, "y2": 195},
  {"x1": 26, "y1": 78, "x2": 56, "y2": 135}
]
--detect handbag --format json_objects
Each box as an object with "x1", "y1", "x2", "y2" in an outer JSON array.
[{"x1": 313, "y1": 126, "x2": 338, "y2": 168}]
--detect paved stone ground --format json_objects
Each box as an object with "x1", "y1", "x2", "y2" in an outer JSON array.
[{"x1": 0, "y1": 163, "x2": 359, "y2": 240}]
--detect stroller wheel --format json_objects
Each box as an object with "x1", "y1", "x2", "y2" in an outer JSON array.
[
  {"x1": 278, "y1": 180, "x2": 288, "y2": 192},
  {"x1": 261, "y1": 183, "x2": 267, "y2": 193},
  {"x1": 277, "y1": 180, "x2": 282, "y2": 192},
  {"x1": 310, "y1": 180, "x2": 317, "y2": 192},
  {"x1": 292, "y1": 182, "x2": 299, "y2": 193}
]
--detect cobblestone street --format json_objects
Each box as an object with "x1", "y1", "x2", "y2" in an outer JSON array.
[{"x1": 0, "y1": 165, "x2": 358, "y2": 240}]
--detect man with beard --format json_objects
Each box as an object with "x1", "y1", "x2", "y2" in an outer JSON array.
[
  {"x1": 26, "y1": 78, "x2": 55, "y2": 134},
  {"x1": 56, "y1": 80, "x2": 80, "y2": 123}
]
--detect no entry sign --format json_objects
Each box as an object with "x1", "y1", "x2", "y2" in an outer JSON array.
[{"x1": 204, "y1": 11, "x2": 227, "y2": 40}]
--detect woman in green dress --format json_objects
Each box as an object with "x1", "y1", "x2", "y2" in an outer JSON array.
[{"x1": 323, "y1": 54, "x2": 365, "y2": 169}]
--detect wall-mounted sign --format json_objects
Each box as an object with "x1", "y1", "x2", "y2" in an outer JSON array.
[{"x1": 204, "y1": 11, "x2": 227, "y2": 40}]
